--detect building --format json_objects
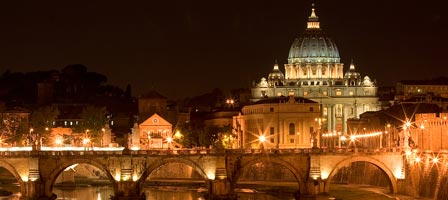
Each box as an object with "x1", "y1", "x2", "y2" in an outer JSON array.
[
  {"x1": 233, "y1": 95, "x2": 320, "y2": 149},
  {"x1": 251, "y1": 5, "x2": 379, "y2": 134},
  {"x1": 131, "y1": 113, "x2": 173, "y2": 149},
  {"x1": 395, "y1": 77, "x2": 448, "y2": 111}
]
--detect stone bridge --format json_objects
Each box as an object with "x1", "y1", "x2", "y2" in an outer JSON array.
[{"x1": 0, "y1": 148, "x2": 412, "y2": 200}]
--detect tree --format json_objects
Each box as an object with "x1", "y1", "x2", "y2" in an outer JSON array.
[
  {"x1": 0, "y1": 113, "x2": 28, "y2": 146},
  {"x1": 29, "y1": 106, "x2": 59, "y2": 146},
  {"x1": 77, "y1": 106, "x2": 108, "y2": 145}
]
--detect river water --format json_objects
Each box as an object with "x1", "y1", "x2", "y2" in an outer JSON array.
[{"x1": 0, "y1": 184, "x2": 424, "y2": 200}]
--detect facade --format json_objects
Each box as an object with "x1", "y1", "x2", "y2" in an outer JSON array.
[
  {"x1": 251, "y1": 5, "x2": 379, "y2": 134},
  {"x1": 395, "y1": 78, "x2": 448, "y2": 111},
  {"x1": 131, "y1": 113, "x2": 173, "y2": 149},
  {"x1": 414, "y1": 112, "x2": 448, "y2": 152},
  {"x1": 233, "y1": 95, "x2": 320, "y2": 149}
]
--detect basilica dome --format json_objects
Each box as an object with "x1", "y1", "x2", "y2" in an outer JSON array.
[{"x1": 288, "y1": 6, "x2": 340, "y2": 64}]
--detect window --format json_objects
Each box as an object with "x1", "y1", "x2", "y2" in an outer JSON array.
[
  {"x1": 336, "y1": 90, "x2": 342, "y2": 96},
  {"x1": 290, "y1": 139, "x2": 295, "y2": 143},
  {"x1": 271, "y1": 138, "x2": 275, "y2": 143},
  {"x1": 323, "y1": 107, "x2": 328, "y2": 116},
  {"x1": 323, "y1": 91, "x2": 327, "y2": 96},
  {"x1": 270, "y1": 127, "x2": 275, "y2": 135},
  {"x1": 309, "y1": 107, "x2": 314, "y2": 112},
  {"x1": 289, "y1": 123, "x2": 295, "y2": 135},
  {"x1": 310, "y1": 127, "x2": 314, "y2": 134},
  {"x1": 349, "y1": 91, "x2": 354, "y2": 96},
  {"x1": 303, "y1": 91, "x2": 308, "y2": 96},
  {"x1": 270, "y1": 107, "x2": 274, "y2": 112}
]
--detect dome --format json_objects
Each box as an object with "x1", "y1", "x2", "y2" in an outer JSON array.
[
  {"x1": 344, "y1": 62, "x2": 361, "y2": 79},
  {"x1": 288, "y1": 6, "x2": 340, "y2": 64},
  {"x1": 268, "y1": 64, "x2": 285, "y2": 80}
]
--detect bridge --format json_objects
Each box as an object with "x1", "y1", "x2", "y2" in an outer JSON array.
[{"x1": 0, "y1": 147, "x2": 424, "y2": 200}]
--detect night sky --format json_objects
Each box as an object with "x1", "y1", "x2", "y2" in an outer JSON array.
[{"x1": 0, "y1": 1, "x2": 446, "y2": 99}]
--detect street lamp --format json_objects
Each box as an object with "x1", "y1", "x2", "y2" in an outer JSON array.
[{"x1": 259, "y1": 135, "x2": 266, "y2": 149}]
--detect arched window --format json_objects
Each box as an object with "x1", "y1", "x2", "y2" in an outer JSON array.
[{"x1": 289, "y1": 123, "x2": 295, "y2": 135}]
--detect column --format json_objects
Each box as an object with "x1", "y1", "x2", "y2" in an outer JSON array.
[
  {"x1": 327, "y1": 105, "x2": 332, "y2": 132},
  {"x1": 331, "y1": 105, "x2": 336, "y2": 132},
  {"x1": 342, "y1": 106, "x2": 347, "y2": 135}
]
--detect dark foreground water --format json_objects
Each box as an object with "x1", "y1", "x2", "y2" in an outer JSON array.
[{"x1": 0, "y1": 184, "x2": 426, "y2": 200}]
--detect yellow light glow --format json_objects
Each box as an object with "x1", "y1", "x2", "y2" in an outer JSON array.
[
  {"x1": 415, "y1": 157, "x2": 421, "y2": 163},
  {"x1": 115, "y1": 174, "x2": 121, "y2": 182},
  {"x1": 433, "y1": 157, "x2": 439, "y2": 164},
  {"x1": 82, "y1": 138, "x2": 90, "y2": 145},
  {"x1": 206, "y1": 171, "x2": 215, "y2": 180},
  {"x1": 405, "y1": 151, "x2": 412, "y2": 156},
  {"x1": 55, "y1": 138, "x2": 63, "y2": 145},
  {"x1": 321, "y1": 170, "x2": 329, "y2": 180},
  {"x1": 130, "y1": 145, "x2": 140, "y2": 151},
  {"x1": 21, "y1": 176, "x2": 29, "y2": 182},
  {"x1": 167, "y1": 137, "x2": 172, "y2": 143},
  {"x1": 132, "y1": 174, "x2": 138, "y2": 182},
  {"x1": 259, "y1": 135, "x2": 266, "y2": 143},
  {"x1": 122, "y1": 175, "x2": 130, "y2": 181}
]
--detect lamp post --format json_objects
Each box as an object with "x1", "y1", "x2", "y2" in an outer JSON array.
[{"x1": 259, "y1": 135, "x2": 266, "y2": 150}]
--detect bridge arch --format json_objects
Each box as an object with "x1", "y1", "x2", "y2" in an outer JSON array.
[
  {"x1": 325, "y1": 156, "x2": 398, "y2": 193},
  {"x1": 138, "y1": 157, "x2": 208, "y2": 192},
  {"x1": 233, "y1": 156, "x2": 307, "y2": 193},
  {"x1": 44, "y1": 158, "x2": 115, "y2": 197},
  {"x1": 0, "y1": 160, "x2": 25, "y2": 195}
]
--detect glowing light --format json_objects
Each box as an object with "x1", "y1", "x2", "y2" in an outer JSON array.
[
  {"x1": 349, "y1": 132, "x2": 383, "y2": 140},
  {"x1": 259, "y1": 135, "x2": 266, "y2": 143},
  {"x1": 130, "y1": 146, "x2": 140, "y2": 151},
  {"x1": 206, "y1": 171, "x2": 216, "y2": 180},
  {"x1": 405, "y1": 151, "x2": 412, "y2": 156},
  {"x1": 132, "y1": 174, "x2": 138, "y2": 182},
  {"x1": 21, "y1": 176, "x2": 29, "y2": 182},
  {"x1": 64, "y1": 164, "x2": 79, "y2": 172},
  {"x1": 433, "y1": 157, "x2": 439, "y2": 164},
  {"x1": 340, "y1": 136, "x2": 347, "y2": 141},
  {"x1": 122, "y1": 175, "x2": 130, "y2": 181},
  {"x1": 167, "y1": 137, "x2": 173, "y2": 143},
  {"x1": 321, "y1": 170, "x2": 329, "y2": 180},
  {"x1": 115, "y1": 174, "x2": 121, "y2": 181},
  {"x1": 82, "y1": 138, "x2": 90, "y2": 145},
  {"x1": 415, "y1": 157, "x2": 421, "y2": 163},
  {"x1": 55, "y1": 138, "x2": 63, "y2": 146},
  {"x1": 420, "y1": 124, "x2": 425, "y2": 130}
]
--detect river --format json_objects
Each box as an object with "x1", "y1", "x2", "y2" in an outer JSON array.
[{"x1": 0, "y1": 184, "x2": 426, "y2": 200}]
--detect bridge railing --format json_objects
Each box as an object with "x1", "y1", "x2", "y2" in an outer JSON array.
[{"x1": 0, "y1": 147, "x2": 406, "y2": 157}]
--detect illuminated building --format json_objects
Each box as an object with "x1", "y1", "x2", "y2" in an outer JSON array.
[
  {"x1": 131, "y1": 113, "x2": 173, "y2": 149},
  {"x1": 233, "y1": 95, "x2": 320, "y2": 149},
  {"x1": 251, "y1": 4, "x2": 379, "y2": 134}
]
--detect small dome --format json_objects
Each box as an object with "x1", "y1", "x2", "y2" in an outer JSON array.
[
  {"x1": 344, "y1": 62, "x2": 361, "y2": 79},
  {"x1": 288, "y1": 5, "x2": 340, "y2": 64},
  {"x1": 268, "y1": 63, "x2": 285, "y2": 80}
]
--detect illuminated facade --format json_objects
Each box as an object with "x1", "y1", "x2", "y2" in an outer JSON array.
[
  {"x1": 251, "y1": 5, "x2": 379, "y2": 134},
  {"x1": 131, "y1": 113, "x2": 173, "y2": 149},
  {"x1": 233, "y1": 95, "x2": 320, "y2": 149}
]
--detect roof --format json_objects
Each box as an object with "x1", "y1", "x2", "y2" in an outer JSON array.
[
  {"x1": 252, "y1": 96, "x2": 317, "y2": 105},
  {"x1": 140, "y1": 91, "x2": 167, "y2": 99}
]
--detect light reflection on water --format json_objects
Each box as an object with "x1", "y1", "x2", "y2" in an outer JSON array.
[{"x1": 52, "y1": 186, "x2": 295, "y2": 200}]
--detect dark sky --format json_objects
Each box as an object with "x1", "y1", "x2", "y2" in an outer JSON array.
[{"x1": 0, "y1": 1, "x2": 447, "y2": 99}]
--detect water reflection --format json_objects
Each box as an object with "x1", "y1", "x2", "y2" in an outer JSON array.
[{"x1": 53, "y1": 186, "x2": 296, "y2": 200}]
